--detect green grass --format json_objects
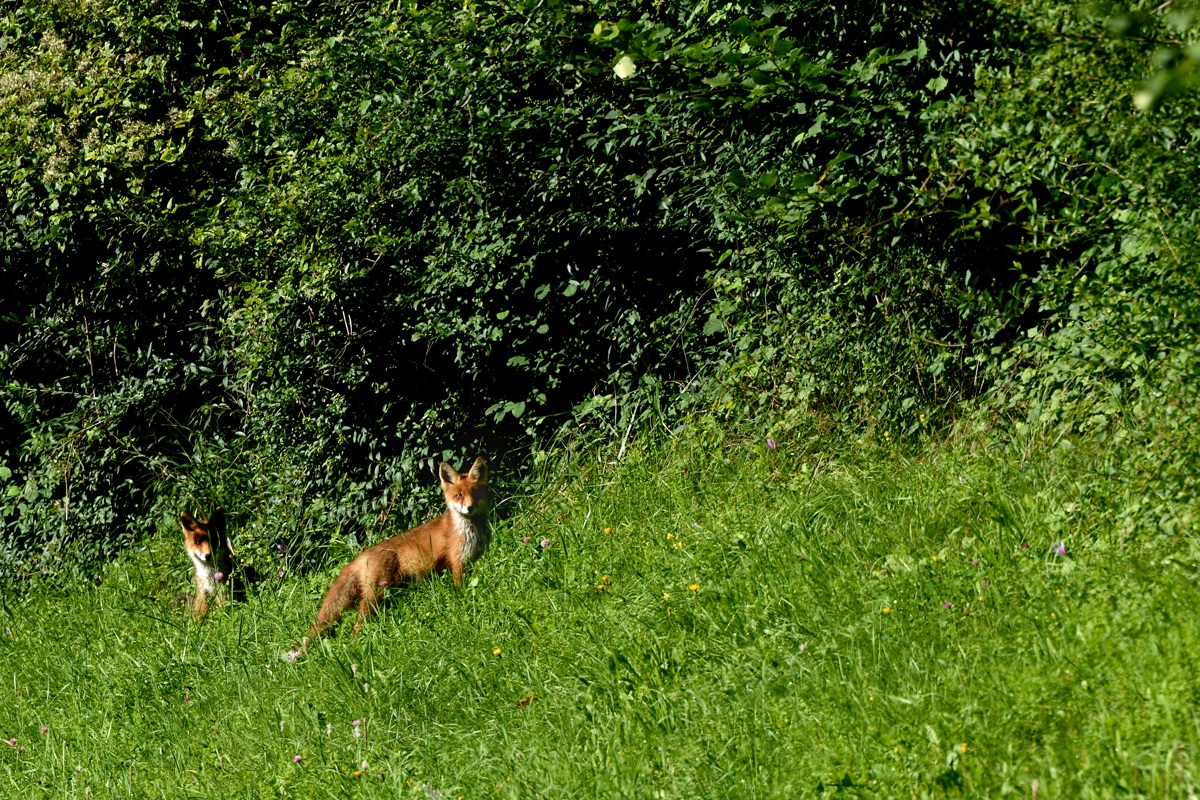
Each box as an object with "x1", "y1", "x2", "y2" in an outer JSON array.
[{"x1": 2, "y1": 426, "x2": 1199, "y2": 798}]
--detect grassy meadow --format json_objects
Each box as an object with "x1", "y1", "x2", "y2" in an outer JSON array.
[{"x1": 1, "y1": 424, "x2": 1198, "y2": 798}]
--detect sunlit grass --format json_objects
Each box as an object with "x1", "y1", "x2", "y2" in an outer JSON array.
[{"x1": 1, "y1": 425, "x2": 1198, "y2": 797}]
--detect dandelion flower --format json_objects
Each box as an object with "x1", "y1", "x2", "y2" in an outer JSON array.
[
  {"x1": 603, "y1": 527, "x2": 612, "y2": 535},
  {"x1": 353, "y1": 770, "x2": 362, "y2": 778},
  {"x1": 493, "y1": 648, "x2": 502, "y2": 658},
  {"x1": 882, "y1": 606, "x2": 892, "y2": 615},
  {"x1": 662, "y1": 593, "x2": 670, "y2": 600},
  {"x1": 688, "y1": 583, "x2": 700, "y2": 592},
  {"x1": 960, "y1": 743, "x2": 968, "y2": 754}
]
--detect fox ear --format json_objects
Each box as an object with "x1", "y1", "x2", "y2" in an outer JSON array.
[
  {"x1": 180, "y1": 511, "x2": 202, "y2": 533},
  {"x1": 208, "y1": 507, "x2": 225, "y2": 531},
  {"x1": 438, "y1": 461, "x2": 459, "y2": 486},
  {"x1": 468, "y1": 458, "x2": 487, "y2": 484}
]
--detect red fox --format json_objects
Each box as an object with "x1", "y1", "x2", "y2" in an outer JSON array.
[
  {"x1": 284, "y1": 458, "x2": 490, "y2": 661},
  {"x1": 180, "y1": 507, "x2": 235, "y2": 618}
]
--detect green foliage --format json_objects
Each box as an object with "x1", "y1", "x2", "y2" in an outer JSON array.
[{"x1": 2, "y1": 0, "x2": 1199, "y2": 578}]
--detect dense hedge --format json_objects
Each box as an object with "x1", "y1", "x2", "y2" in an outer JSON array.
[{"x1": 1, "y1": 0, "x2": 1197, "y2": 581}]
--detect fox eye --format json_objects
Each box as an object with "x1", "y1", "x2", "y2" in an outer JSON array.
[{"x1": 455, "y1": 493, "x2": 463, "y2": 499}]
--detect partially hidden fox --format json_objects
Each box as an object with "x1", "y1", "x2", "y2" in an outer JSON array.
[
  {"x1": 284, "y1": 458, "x2": 490, "y2": 661},
  {"x1": 179, "y1": 507, "x2": 236, "y2": 618}
]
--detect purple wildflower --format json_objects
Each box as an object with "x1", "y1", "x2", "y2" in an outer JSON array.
[
  {"x1": 1021, "y1": 542, "x2": 1030, "y2": 550},
  {"x1": 540, "y1": 539, "x2": 551, "y2": 548},
  {"x1": 6, "y1": 739, "x2": 15, "y2": 747},
  {"x1": 767, "y1": 438, "x2": 777, "y2": 450},
  {"x1": 981, "y1": 579, "x2": 990, "y2": 589},
  {"x1": 39, "y1": 727, "x2": 47, "y2": 735},
  {"x1": 1052, "y1": 541, "x2": 1067, "y2": 556},
  {"x1": 214, "y1": 571, "x2": 225, "y2": 582},
  {"x1": 521, "y1": 536, "x2": 531, "y2": 543},
  {"x1": 971, "y1": 558, "x2": 979, "y2": 566},
  {"x1": 943, "y1": 601, "x2": 953, "y2": 609},
  {"x1": 293, "y1": 755, "x2": 303, "y2": 764}
]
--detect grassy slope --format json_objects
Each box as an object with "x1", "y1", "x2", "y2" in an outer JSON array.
[{"x1": 1, "y1": 425, "x2": 1198, "y2": 798}]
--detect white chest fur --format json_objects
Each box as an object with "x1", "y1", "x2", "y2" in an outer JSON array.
[
  {"x1": 452, "y1": 511, "x2": 489, "y2": 566},
  {"x1": 190, "y1": 552, "x2": 218, "y2": 596}
]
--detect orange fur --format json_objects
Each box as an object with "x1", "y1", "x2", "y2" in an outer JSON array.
[
  {"x1": 285, "y1": 458, "x2": 490, "y2": 660},
  {"x1": 180, "y1": 508, "x2": 235, "y2": 618}
]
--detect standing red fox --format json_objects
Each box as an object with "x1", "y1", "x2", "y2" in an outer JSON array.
[
  {"x1": 180, "y1": 507, "x2": 235, "y2": 618},
  {"x1": 285, "y1": 458, "x2": 490, "y2": 661}
]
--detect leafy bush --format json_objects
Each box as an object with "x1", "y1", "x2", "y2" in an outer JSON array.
[{"x1": 1, "y1": 0, "x2": 1197, "y2": 580}]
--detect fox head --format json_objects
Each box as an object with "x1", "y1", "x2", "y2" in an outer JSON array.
[
  {"x1": 439, "y1": 458, "x2": 487, "y2": 517},
  {"x1": 180, "y1": 508, "x2": 226, "y2": 564}
]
